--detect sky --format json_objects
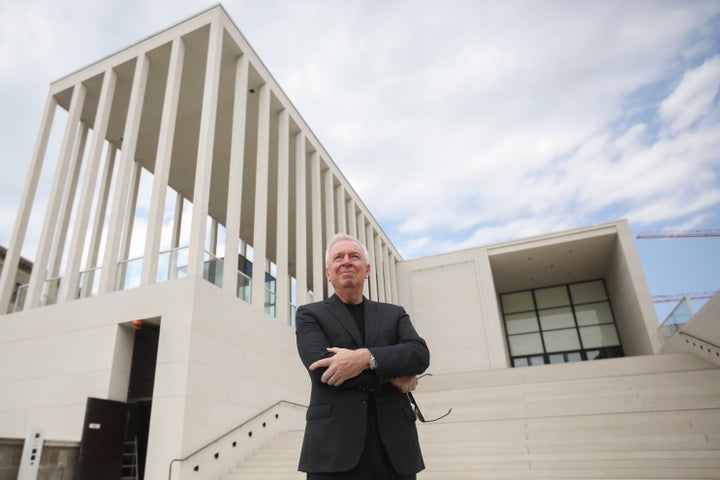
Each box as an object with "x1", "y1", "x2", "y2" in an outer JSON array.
[{"x1": 0, "y1": 0, "x2": 718, "y2": 322}]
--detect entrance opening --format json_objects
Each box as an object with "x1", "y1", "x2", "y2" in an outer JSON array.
[{"x1": 125, "y1": 320, "x2": 160, "y2": 479}]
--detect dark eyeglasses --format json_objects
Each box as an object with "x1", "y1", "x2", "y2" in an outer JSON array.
[{"x1": 407, "y1": 373, "x2": 452, "y2": 423}]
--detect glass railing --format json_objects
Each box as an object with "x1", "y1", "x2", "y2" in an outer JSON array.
[
  {"x1": 203, "y1": 251, "x2": 223, "y2": 288},
  {"x1": 13, "y1": 284, "x2": 28, "y2": 312},
  {"x1": 77, "y1": 267, "x2": 101, "y2": 299},
  {"x1": 40, "y1": 277, "x2": 62, "y2": 307},
  {"x1": 237, "y1": 271, "x2": 251, "y2": 303},
  {"x1": 658, "y1": 295, "x2": 694, "y2": 343},
  {"x1": 157, "y1": 246, "x2": 189, "y2": 283},
  {"x1": 10, "y1": 247, "x2": 270, "y2": 313},
  {"x1": 12, "y1": 277, "x2": 63, "y2": 310},
  {"x1": 289, "y1": 303, "x2": 297, "y2": 327},
  {"x1": 115, "y1": 257, "x2": 143, "y2": 291},
  {"x1": 264, "y1": 285, "x2": 276, "y2": 317}
]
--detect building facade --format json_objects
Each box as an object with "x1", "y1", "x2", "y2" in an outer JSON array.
[{"x1": 2, "y1": 6, "x2": 707, "y2": 480}]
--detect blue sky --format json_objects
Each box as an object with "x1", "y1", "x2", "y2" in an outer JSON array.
[{"x1": 0, "y1": 0, "x2": 718, "y2": 322}]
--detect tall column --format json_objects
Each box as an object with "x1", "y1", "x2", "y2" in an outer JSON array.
[
  {"x1": 335, "y1": 184, "x2": 346, "y2": 233},
  {"x1": 310, "y1": 152, "x2": 324, "y2": 299},
  {"x1": 59, "y1": 68, "x2": 117, "y2": 302},
  {"x1": 167, "y1": 192, "x2": 184, "y2": 282},
  {"x1": 294, "y1": 133, "x2": 308, "y2": 306},
  {"x1": 346, "y1": 198, "x2": 356, "y2": 237},
  {"x1": 171, "y1": 191, "x2": 184, "y2": 249},
  {"x1": 187, "y1": 20, "x2": 223, "y2": 278},
  {"x1": 120, "y1": 160, "x2": 142, "y2": 262},
  {"x1": 382, "y1": 243, "x2": 392, "y2": 302},
  {"x1": 99, "y1": 53, "x2": 149, "y2": 294},
  {"x1": 389, "y1": 252, "x2": 398, "y2": 304},
  {"x1": 365, "y1": 224, "x2": 378, "y2": 301},
  {"x1": 276, "y1": 109, "x2": 290, "y2": 323},
  {"x1": 223, "y1": 54, "x2": 249, "y2": 296},
  {"x1": 49, "y1": 123, "x2": 88, "y2": 278},
  {"x1": 80, "y1": 145, "x2": 116, "y2": 298},
  {"x1": 323, "y1": 168, "x2": 335, "y2": 298},
  {"x1": 323, "y1": 169, "x2": 335, "y2": 238},
  {"x1": 250, "y1": 83, "x2": 271, "y2": 309},
  {"x1": 25, "y1": 83, "x2": 86, "y2": 309},
  {"x1": 357, "y1": 215, "x2": 369, "y2": 298},
  {"x1": 0, "y1": 93, "x2": 57, "y2": 312},
  {"x1": 375, "y1": 235, "x2": 386, "y2": 302},
  {"x1": 141, "y1": 37, "x2": 185, "y2": 286},
  {"x1": 209, "y1": 219, "x2": 219, "y2": 256}
]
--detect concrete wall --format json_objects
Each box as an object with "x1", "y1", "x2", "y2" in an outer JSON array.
[
  {"x1": 0, "y1": 275, "x2": 308, "y2": 479},
  {"x1": 604, "y1": 221, "x2": 661, "y2": 356},
  {"x1": 397, "y1": 248, "x2": 508, "y2": 374}
]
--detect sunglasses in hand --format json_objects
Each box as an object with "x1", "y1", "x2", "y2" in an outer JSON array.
[{"x1": 407, "y1": 373, "x2": 452, "y2": 423}]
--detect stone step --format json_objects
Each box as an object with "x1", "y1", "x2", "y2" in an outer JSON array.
[{"x1": 222, "y1": 354, "x2": 720, "y2": 480}]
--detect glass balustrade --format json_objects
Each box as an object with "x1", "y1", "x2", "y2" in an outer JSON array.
[
  {"x1": 77, "y1": 267, "x2": 101, "y2": 299},
  {"x1": 14, "y1": 284, "x2": 28, "y2": 312},
  {"x1": 658, "y1": 296, "x2": 693, "y2": 343},
  {"x1": 10, "y1": 247, "x2": 288, "y2": 316},
  {"x1": 157, "y1": 246, "x2": 190, "y2": 282},
  {"x1": 203, "y1": 251, "x2": 223, "y2": 288},
  {"x1": 237, "y1": 271, "x2": 251, "y2": 303},
  {"x1": 264, "y1": 286, "x2": 276, "y2": 317},
  {"x1": 40, "y1": 277, "x2": 62, "y2": 307},
  {"x1": 115, "y1": 257, "x2": 143, "y2": 291}
]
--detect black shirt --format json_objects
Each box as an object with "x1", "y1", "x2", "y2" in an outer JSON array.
[{"x1": 344, "y1": 301, "x2": 365, "y2": 344}]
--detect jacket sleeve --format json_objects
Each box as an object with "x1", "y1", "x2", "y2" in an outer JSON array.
[
  {"x1": 368, "y1": 306, "x2": 430, "y2": 379},
  {"x1": 295, "y1": 304, "x2": 384, "y2": 390}
]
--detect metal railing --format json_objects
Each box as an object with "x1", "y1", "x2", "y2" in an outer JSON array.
[
  {"x1": 167, "y1": 400, "x2": 307, "y2": 480},
  {"x1": 678, "y1": 331, "x2": 720, "y2": 351}
]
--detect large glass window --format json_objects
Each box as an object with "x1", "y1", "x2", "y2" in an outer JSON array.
[{"x1": 501, "y1": 280, "x2": 623, "y2": 367}]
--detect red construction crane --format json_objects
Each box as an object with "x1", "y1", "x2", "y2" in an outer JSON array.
[
  {"x1": 651, "y1": 291, "x2": 717, "y2": 303},
  {"x1": 637, "y1": 229, "x2": 720, "y2": 239}
]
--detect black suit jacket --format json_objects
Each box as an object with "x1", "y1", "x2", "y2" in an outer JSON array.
[{"x1": 295, "y1": 294, "x2": 430, "y2": 475}]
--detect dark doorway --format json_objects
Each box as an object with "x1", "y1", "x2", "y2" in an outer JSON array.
[{"x1": 126, "y1": 321, "x2": 160, "y2": 479}]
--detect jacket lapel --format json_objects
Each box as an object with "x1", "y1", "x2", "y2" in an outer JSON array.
[
  {"x1": 324, "y1": 294, "x2": 363, "y2": 346},
  {"x1": 364, "y1": 298, "x2": 381, "y2": 347}
]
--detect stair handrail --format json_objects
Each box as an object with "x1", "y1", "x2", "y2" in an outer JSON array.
[
  {"x1": 678, "y1": 330, "x2": 720, "y2": 350},
  {"x1": 167, "y1": 399, "x2": 307, "y2": 480}
]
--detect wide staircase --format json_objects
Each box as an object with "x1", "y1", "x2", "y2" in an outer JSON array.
[{"x1": 222, "y1": 352, "x2": 720, "y2": 479}]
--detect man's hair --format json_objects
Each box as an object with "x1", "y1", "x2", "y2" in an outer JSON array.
[{"x1": 325, "y1": 233, "x2": 370, "y2": 266}]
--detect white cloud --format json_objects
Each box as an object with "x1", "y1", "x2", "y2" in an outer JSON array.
[
  {"x1": 660, "y1": 55, "x2": 720, "y2": 135},
  {"x1": 1, "y1": 0, "x2": 719, "y2": 277}
]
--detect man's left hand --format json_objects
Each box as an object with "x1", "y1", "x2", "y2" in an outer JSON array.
[
  {"x1": 309, "y1": 347, "x2": 371, "y2": 386},
  {"x1": 389, "y1": 375, "x2": 418, "y2": 393}
]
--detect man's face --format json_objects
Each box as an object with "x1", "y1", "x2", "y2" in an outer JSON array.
[{"x1": 326, "y1": 240, "x2": 370, "y2": 291}]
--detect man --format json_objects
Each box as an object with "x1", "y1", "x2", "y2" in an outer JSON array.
[{"x1": 295, "y1": 233, "x2": 430, "y2": 479}]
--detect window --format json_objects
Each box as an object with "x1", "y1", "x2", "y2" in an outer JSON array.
[{"x1": 501, "y1": 280, "x2": 623, "y2": 367}]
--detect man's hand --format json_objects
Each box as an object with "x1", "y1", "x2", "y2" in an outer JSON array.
[
  {"x1": 309, "y1": 347, "x2": 371, "y2": 386},
  {"x1": 389, "y1": 375, "x2": 418, "y2": 393}
]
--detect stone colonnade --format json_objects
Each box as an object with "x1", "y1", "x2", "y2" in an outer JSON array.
[{"x1": 0, "y1": 7, "x2": 400, "y2": 323}]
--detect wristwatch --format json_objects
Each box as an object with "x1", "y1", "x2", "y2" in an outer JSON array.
[{"x1": 369, "y1": 354, "x2": 379, "y2": 370}]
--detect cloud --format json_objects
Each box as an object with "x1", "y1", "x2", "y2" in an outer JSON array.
[
  {"x1": 660, "y1": 55, "x2": 720, "y2": 135},
  {"x1": 1, "y1": 0, "x2": 719, "y2": 275}
]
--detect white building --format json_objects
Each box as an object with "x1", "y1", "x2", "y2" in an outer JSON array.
[{"x1": 1, "y1": 6, "x2": 718, "y2": 480}]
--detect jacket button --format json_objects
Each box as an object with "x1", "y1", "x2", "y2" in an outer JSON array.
[{"x1": 361, "y1": 399, "x2": 367, "y2": 406}]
